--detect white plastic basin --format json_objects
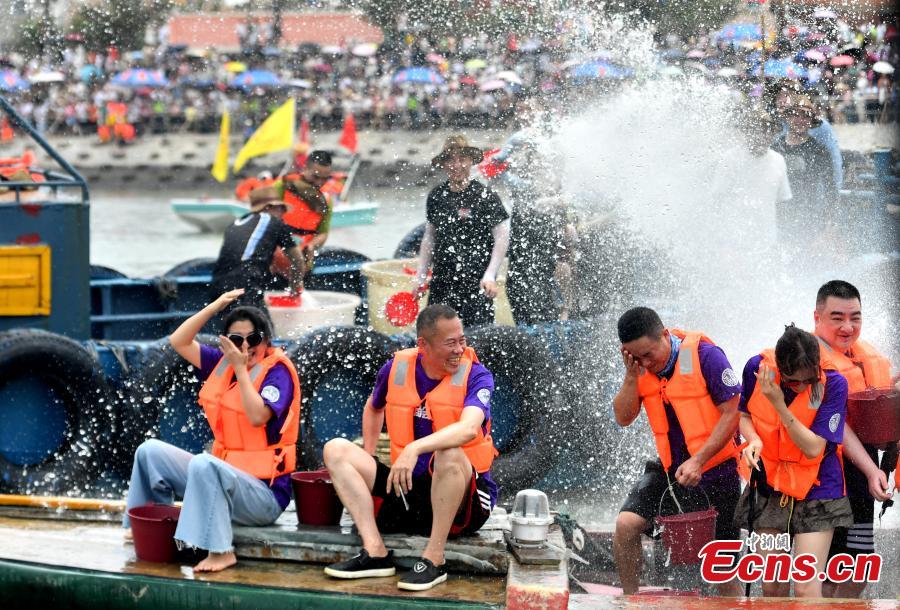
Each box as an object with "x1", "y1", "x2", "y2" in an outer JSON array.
[{"x1": 265, "y1": 290, "x2": 361, "y2": 339}]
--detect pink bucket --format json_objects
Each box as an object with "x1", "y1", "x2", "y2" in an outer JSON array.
[{"x1": 656, "y1": 508, "x2": 718, "y2": 565}]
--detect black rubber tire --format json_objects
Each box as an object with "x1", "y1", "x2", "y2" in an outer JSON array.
[
  {"x1": 393, "y1": 222, "x2": 425, "y2": 259},
  {"x1": 163, "y1": 257, "x2": 217, "y2": 278},
  {"x1": 90, "y1": 265, "x2": 128, "y2": 280},
  {"x1": 313, "y1": 246, "x2": 371, "y2": 266},
  {"x1": 0, "y1": 330, "x2": 115, "y2": 495},
  {"x1": 120, "y1": 336, "x2": 219, "y2": 457},
  {"x1": 465, "y1": 325, "x2": 565, "y2": 491},
  {"x1": 285, "y1": 327, "x2": 399, "y2": 469},
  {"x1": 305, "y1": 247, "x2": 370, "y2": 305}
]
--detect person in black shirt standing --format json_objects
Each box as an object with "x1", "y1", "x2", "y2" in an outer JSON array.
[
  {"x1": 211, "y1": 184, "x2": 305, "y2": 310},
  {"x1": 771, "y1": 92, "x2": 839, "y2": 250},
  {"x1": 414, "y1": 136, "x2": 510, "y2": 327}
]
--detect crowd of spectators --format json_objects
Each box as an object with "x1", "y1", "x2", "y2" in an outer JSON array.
[{"x1": 2, "y1": 10, "x2": 897, "y2": 139}]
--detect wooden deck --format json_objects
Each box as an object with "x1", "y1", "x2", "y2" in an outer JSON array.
[{"x1": 0, "y1": 498, "x2": 508, "y2": 610}]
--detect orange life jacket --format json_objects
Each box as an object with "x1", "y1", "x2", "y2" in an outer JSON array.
[
  {"x1": 384, "y1": 347, "x2": 498, "y2": 473},
  {"x1": 234, "y1": 176, "x2": 276, "y2": 202},
  {"x1": 280, "y1": 174, "x2": 325, "y2": 246},
  {"x1": 637, "y1": 329, "x2": 738, "y2": 473},
  {"x1": 197, "y1": 347, "x2": 300, "y2": 483},
  {"x1": 816, "y1": 337, "x2": 893, "y2": 394},
  {"x1": 743, "y1": 349, "x2": 841, "y2": 500}
]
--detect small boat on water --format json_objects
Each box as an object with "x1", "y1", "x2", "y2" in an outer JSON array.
[
  {"x1": 171, "y1": 155, "x2": 379, "y2": 232},
  {"x1": 171, "y1": 197, "x2": 379, "y2": 233}
]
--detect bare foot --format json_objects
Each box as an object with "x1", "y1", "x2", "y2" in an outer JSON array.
[
  {"x1": 123, "y1": 529, "x2": 133, "y2": 544},
  {"x1": 193, "y1": 551, "x2": 237, "y2": 573}
]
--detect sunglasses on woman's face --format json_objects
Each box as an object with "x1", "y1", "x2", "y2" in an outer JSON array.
[
  {"x1": 781, "y1": 370, "x2": 819, "y2": 390},
  {"x1": 227, "y1": 331, "x2": 264, "y2": 348}
]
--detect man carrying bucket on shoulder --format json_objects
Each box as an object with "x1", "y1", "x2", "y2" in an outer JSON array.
[
  {"x1": 322, "y1": 304, "x2": 498, "y2": 591},
  {"x1": 612, "y1": 307, "x2": 743, "y2": 596},
  {"x1": 812, "y1": 280, "x2": 897, "y2": 599},
  {"x1": 735, "y1": 325, "x2": 853, "y2": 598}
]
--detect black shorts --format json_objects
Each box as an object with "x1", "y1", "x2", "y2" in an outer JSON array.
[
  {"x1": 371, "y1": 459, "x2": 492, "y2": 537},
  {"x1": 620, "y1": 459, "x2": 740, "y2": 540}
]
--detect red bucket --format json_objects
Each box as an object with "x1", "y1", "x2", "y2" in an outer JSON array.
[
  {"x1": 128, "y1": 504, "x2": 181, "y2": 563},
  {"x1": 656, "y1": 508, "x2": 718, "y2": 565},
  {"x1": 267, "y1": 293, "x2": 302, "y2": 308},
  {"x1": 847, "y1": 387, "x2": 900, "y2": 445},
  {"x1": 291, "y1": 470, "x2": 343, "y2": 526}
]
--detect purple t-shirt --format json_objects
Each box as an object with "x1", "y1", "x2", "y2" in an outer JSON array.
[
  {"x1": 199, "y1": 344, "x2": 295, "y2": 510},
  {"x1": 739, "y1": 355, "x2": 848, "y2": 500},
  {"x1": 370, "y1": 354, "x2": 499, "y2": 507},
  {"x1": 653, "y1": 337, "x2": 743, "y2": 487}
]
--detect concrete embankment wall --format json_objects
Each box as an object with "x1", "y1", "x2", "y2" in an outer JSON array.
[
  {"x1": 25, "y1": 128, "x2": 514, "y2": 193},
  {"x1": 10, "y1": 123, "x2": 897, "y2": 193}
]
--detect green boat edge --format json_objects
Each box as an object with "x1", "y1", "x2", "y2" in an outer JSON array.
[{"x1": 0, "y1": 559, "x2": 500, "y2": 609}]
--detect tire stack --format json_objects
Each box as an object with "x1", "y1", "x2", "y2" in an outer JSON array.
[{"x1": 0, "y1": 329, "x2": 116, "y2": 495}]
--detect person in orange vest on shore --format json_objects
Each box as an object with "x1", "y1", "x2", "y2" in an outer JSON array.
[
  {"x1": 322, "y1": 304, "x2": 499, "y2": 592},
  {"x1": 612, "y1": 307, "x2": 743, "y2": 596},
  {"x1": 273, "y1": 149, "x2": 334, "y2": 275},
  {"x1": 735, "y1": 325, "x2": 853, "y2": 598},
  {"x1": 813, "y1": 280, "x2": 898, "y2": 599},
  {"x1": 123, "y1": 290, "x2": 300, "y2": 573}
]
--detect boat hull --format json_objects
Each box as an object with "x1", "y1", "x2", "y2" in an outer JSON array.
[{"x1": 170, "y1": 199, "x2": 379, "y2": 233}]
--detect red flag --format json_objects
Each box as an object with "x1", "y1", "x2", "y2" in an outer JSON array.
[
  {"x1": 339, "y1": 113, "x2": 357, "y2": 154},
  {"x1": 293, "y1": 115, "x2": 310, "y2": 169}
]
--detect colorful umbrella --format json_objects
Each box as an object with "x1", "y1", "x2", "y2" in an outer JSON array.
[
  {"x1": 28, "y1": 70, "x2": 66, "y2": 83},
  {"x1": 762, "y1": 58, "x2": 807, "y2": 79},
  {"x1": 224, "y1": 61, "x2": 247, "y2": 73},
  {"x1": 496, "y1": 70, "x2": 522, "y2": 85},
  {"x1": 392, "y1": 67, "x2": 444, "y2": 84},
  {"x1": 0, "y1": 70, "x2": 29, "y2": 91},
  {"x1": 480, "y1": 79, "x2": 507, "y2": 92},
  {"x1": 803, "y1": 50, "x2": 826, "y2": 62},
  {"x1": 571, "y1": 61, "x2": 632, "y2": 79},
  {"x1": 352, "y1": 43, "x2": 377, "y2": 57},
  {"x1": 717, "y1": 23, "x2": 762, "y2": 42},
  {"x1": 813, "y1": 8, "x2": 837, "y2": 19},
  {"x1": 79, "y1": 65, "x2": 102, "y2": 82},
  {"x1": 873, "y1": 61, "x2": 895, "y2": 75},
  {"x1": 111, "y1": 68, "x2": 168, "y2": 88},
  {"x1": 426, "y1": 53, "x2": 445, "y2": 64},
  {"x1": 464, "y1": 58, "x2": 487, "y2": 71},
  {"x1": 459, "y1": 76, "x2": 478, "y2": 86},
  {"x1": 829, "y1": 55, "x2": 854, "y2": 67},
  {"x1": 231, "y1": 69, "x2": 281, "y2": 88}
]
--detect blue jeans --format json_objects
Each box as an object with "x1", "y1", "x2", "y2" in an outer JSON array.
[{"x1": 123, "y1": 439, "x2": 283, "y2": 553}]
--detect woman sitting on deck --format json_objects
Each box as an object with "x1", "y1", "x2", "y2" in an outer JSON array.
[{"x1": 123, "y1": 289, "x2": 300, "y2": 572}]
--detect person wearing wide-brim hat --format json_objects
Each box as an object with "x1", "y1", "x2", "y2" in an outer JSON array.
[
  {"x1": 210, "y1": 183, "x2": 305, "y2": 311},
  {"x1": 430, "y1": 135, "x2": 485, "y2": 168},
  {"x1": 414, "y1": 135, "x2": 509, "y2": 327}
]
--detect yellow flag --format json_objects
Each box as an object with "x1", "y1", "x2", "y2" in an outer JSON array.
[
  {"x1": 211, "y1": 110, "x2": 230, "y2": 183},
  {"x1": 232, "y1": 99, "x2": 295, "y2": 172}
]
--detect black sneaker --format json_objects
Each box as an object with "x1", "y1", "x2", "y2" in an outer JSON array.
[
  {"x1": 397, "y1": 558, "x2": 448, "y2": 591},
  {"x1": 324, "y1": 549, "x2": 396, "y2": 579}
]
